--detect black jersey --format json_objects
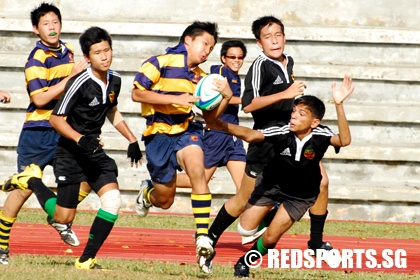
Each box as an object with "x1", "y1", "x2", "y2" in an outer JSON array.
[
  {"x1": 242, "y1": 52, "x2": 295, "y2": 163},
  {"x1": 260, "y1": 123, "x2": 336, "y2": 199},
  {"x1": 53, "y1": 67, "x2": 121, "y2": 136}
]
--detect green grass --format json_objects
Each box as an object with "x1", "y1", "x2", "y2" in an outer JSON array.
[{"x1": 4, "y1": 209, "x2": 419, "y2": 279}]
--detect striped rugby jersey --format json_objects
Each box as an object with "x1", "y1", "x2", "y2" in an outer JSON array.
[
  {"x1": 133, "y1": 44, "x2": 206, "y2": 136},
  {"x1": 23, "y1": 40, "x2": 75, "y2": 129}
]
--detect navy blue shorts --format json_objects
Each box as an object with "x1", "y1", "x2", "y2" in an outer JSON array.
[
  {"x1": 144, "y1": 122, "x2": 204, "y2": 184},
  {"x1": 203, "y1": 130, "x2": 246, "y2": 168},
  {"x1": 16, "y1": 128, "x2": 60, "y2": 172}
]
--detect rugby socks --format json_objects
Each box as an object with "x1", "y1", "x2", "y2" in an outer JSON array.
[
  {"x1": 308, "y1": 211, "x2": 328, "y2": 249},
  {"x1": 78, "y1": 189, "x2": 90, "y2": 203},
  {"x1": 239, "y1": 237, "x2": 268, "y2": 265},
  {"x1": 191, "y1": 193, "x2": 212, "y2": 237},
  {"x1": 0, "y1": 212, "x2": 16, "y2": 250},
  {"x1": 28, "y1": 177, "x2": 56, "y2": 218},
  {"x1": 79, "y1": 208, "x2": 118, "y2": 262},
  {"x1": 208, "y1": 204, "x2": 237, "y2": 246},
  {"x1": 144, "y1": 185, "x2": 154, "y2": 205}
]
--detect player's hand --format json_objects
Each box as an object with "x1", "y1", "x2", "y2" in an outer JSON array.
[
  {"x1": 0, "y1": 90, "x2": 11, "y2": 103},
  {"x1": 213, "y1": 77, "x2": 233, "y2": 100},
  {"x1": 177, "y1": 93, "x2": 200, "y2": 107},
  {"x1": 77, "y1": 135, "x2": 102, "y2": 153},
  {"x1": 283, "y1": 81, "x2": 307, "y2": 99},
  {"x1": 205, "y1": 119, "x2": 225, "y2": 131},
  {"x1": 127, "y1": 140, "x2": 143, "y2": 168},
  {"x1": 332, "y1": 74, "x2": 355, "y2": 105},
  {"x1": 71, "y1": 60, "x2": 89, "y2": 76}
]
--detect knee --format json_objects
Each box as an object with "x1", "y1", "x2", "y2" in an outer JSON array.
[
  {"x1": 158, "y1": 198, "x2": 174, "y2": 209},
  {"x1": 237, "y1": 221, "x2": 257, "y2": 237},
  {"x1": 100, "y1": 189, "x2": 121, "y2": 215}
]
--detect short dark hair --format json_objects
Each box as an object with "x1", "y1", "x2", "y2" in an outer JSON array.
[
  {"x1": 252, "y1": 15, "x2": 284, "y2": 40},
  {"x1": 31, "y1": 2, "x2": 61, "y2": 27},
  {"x1": 294, "y1": 95, "x2": 326, "y2": 120},
  {"x1": 79, "y1": 26, "x2": 112, "y2": 56},
  {"x1": 179, "y1": 21, "x2": 219, "y2": 44},
  {"x1": 220, "y1": 40, "x2": 247, "y2": 62}
]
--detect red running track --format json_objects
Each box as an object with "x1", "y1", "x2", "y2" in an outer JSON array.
[{"x1": 8, "y1": 220, "x2": 420, "y2": 274}]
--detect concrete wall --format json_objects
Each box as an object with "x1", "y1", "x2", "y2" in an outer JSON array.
[{"x1": 0, "y1": 0, "x2": 419, "y2": 222}]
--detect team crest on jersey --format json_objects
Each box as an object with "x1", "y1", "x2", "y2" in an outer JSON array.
[
  {"x1": 192, "y1": 74, "x2": 201, "y2": 84},
  {"x1": 291, "y1": 72, "x2": 295, "y2": 81},
  {"x1": 109, "y1": 91, "x2": 115, "y2": 103},
  {"x1": 190, "y1": 135, "x2": 199, "y2": 142},
  {"x1": 304, "y1": 148, "x2": 315, "y2": 160},
  {"x1": 232, "y1": 79, "x2": 238, "y2": 84}
]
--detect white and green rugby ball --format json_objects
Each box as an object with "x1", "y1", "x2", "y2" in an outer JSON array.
[{"x1": 194, "y1": 74, "x2": 223, "y2": 111}]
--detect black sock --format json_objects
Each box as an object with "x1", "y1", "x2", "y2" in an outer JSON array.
[
  {"x1": 79, "y1": 209, "x2": 117, "y2": 262},
  {"x1": 28, "y1": 178, "x2": 56, "y2": 208},
  {"x1": 308, "y1": 211, "x2": 328, "y2": 248},
  {"x1": 208, "y1": 204, "x2": 237, "y2": 247}
]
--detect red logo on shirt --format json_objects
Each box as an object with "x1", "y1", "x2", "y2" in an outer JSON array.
[
  {"x1": 304, "y1": 148, "x2": 315, "y2": 160},
  {"x1": 109, "y1": 91, "x2": 115, "y2": 103},
  {"x1": 190, "y1": 135, "x2": 199, "y2": 142}
]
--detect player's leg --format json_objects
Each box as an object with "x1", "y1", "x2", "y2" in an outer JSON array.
[
  {"x1": 308, "y1": 162, "x2": 331, "y2": 250},
  {"x1": 76, "y1": 182, "x2": 120, "y2": 270},
  {"x1": 208, "y1": 172, "x2": 256, "y2": 248},
  {"x1": 135, "y1": 133, "x2": 178, "y2": 216},
  {"x1": 0, "y1": 189, "x2": 32, "y2": 265},
  {"x1": 177, "y1": 145, "x2": 213, "y2": 249},
  {"x1": 234, "y1": 204, "x2": 295, "y2": 277},
  {"x1": 225, "y1": 160, "x2": 246, "y2": 192},
  {"x1": 175, "y1": 166, "x2": 216, "y2": 188}
]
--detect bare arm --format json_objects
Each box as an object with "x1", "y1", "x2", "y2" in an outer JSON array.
[
  {"x1": 132, "y1": 88, "x2": 199, "y2": 106},
  {"x1": 49, "y1": 114, "x2": 83, "y2": 143},
  {"x1": 209, "y1": 119, "x2": 265, "y2": 143},
  {"x1": 31, "y1": 60, "x2": 88, "y2": 107},
  {"x1": 330, "y1": 74, "x2": 355, "y2": 147},
  {"x1": 229, "y1": 96, "x2": 241, "y2": 105},
  {"x1": 243, "y1": 81, "x2": 307, "y2": 113}
]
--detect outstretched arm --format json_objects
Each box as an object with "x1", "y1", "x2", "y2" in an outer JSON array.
[
  {"x1": 208, "y1": 119, "x2": 265, "y2": 143},
  {"x1": 330, "y1": 74, "x2": 355, "y2": 147}
]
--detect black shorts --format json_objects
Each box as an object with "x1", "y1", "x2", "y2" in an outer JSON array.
[
  {"x1": 248, "y1": 177, "x2": 317, "y2": 221},
  {"x1": 245, "y1": 161, "x2": 267, "y2": 178},
  {"x1": 53, "y1": 144, "x2": 118, "y2": 193}
]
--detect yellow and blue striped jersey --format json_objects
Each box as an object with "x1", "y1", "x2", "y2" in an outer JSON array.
[
  {"x1": 133, "y1": 44, "x2": 206, "y2": 136},
  {"x1": 23, "y1": 40, "x2": 75, "y2": 129}
]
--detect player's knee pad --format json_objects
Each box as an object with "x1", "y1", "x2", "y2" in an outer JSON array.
[
  {"x1": 237, "y1": 221, "x2": 258, "y2": 237},
  {"x1": 100, "y1": 189, "x2": 121, "y2": 215}
]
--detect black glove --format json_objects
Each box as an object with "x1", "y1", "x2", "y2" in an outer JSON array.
[
  {"x1": 127, "y1": 141, "x2": 143, "y2": 165},
  {"x1": 77, "y1": 135, "x2": 101, "y2": 153}
]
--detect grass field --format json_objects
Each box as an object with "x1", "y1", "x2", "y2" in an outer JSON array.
[{"x1": 2, "y1": 209, "x2": 419, "y2": 280}]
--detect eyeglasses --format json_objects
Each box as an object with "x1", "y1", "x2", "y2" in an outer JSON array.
[{"x1": 225, "y1": 55, "x2": 244, "y2": 60}]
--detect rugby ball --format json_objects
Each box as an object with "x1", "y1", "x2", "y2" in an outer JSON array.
[{"x1": 194, "y1": 74, "x2": 223, "y2": 111}]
